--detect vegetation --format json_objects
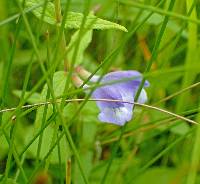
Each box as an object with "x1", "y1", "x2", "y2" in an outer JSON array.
[{"x1": 0, "y1": 0, "x2": 200, "y2": 183}]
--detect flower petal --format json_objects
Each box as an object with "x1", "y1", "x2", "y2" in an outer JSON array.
[
  {"x1": 85, "y1": 70, "x2": 150, "y2": 126},
  {"x1": 102, "y1": 70, "x2": 149, "y2": 87},
  {"x1": 92, "y1": 86, "x2": 123, "y2": 108},
  {"x1": 98, "y1": 106, "x2": 133, "y2": 126},
  {"x1": 137, "y1": 89, "x2": 148, "y2": 103}
]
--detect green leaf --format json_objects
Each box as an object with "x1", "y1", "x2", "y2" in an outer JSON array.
[
  {"x1": 63, "y1": 12, "x2": 128, "y2": 31},
  {"x1": 27, "y1": 123, "x2": 71, "y2": 164},
  {"x1": 26, "y1": 71, "x2": 72, "y2": 163},
  {"x1": 25, "y1": 0, "x2": 127, "y2": 31},
  {"x1": 67, "y1": 29, "x2": 93, "y2": 65}
]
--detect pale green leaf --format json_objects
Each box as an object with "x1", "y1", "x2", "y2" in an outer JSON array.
[
  {"x1": 25, "y1": 0, "x2": 127, "y2": 31},
  {"x1": 67, "y1": 29, "x2": 93, "y2": 65},
  {"x1": 26, "y1": 71, "x2": 72, "y2": 163}
]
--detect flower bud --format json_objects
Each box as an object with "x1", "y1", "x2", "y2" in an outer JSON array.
[
  {"x1": 75, "y1": 66, "x2": 99, "y2": 82},
  {"x1": 72, "y1": 74, "x2": 89, "y2": 89},
  {"x1": 72, "y1": 74, "x2": 84, "y2": 88},
  {"x1": 75, "y1": 66, "x2": 91, "y2": 79}
]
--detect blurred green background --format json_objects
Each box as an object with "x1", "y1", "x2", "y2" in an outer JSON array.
[{"x1": 0, "y1": 0, "x2": 200, "y2": 184}]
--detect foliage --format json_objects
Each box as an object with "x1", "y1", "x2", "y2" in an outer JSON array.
[{"x1": 0, "y1": 0, "x2": 200, "y2": 184}]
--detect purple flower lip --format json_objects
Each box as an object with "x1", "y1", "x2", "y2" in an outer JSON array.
[{"x1": 75, "y1": 68, "x2": 149, "y2": 126}]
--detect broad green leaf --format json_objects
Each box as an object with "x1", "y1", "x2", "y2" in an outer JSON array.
[
  {"x1": 26, "y1": 71, "x2": 72, "y2": 163},
  {"x1": 67, "y1": 29, "x2": 93, "y2": 65},
  {"x1": 63, "y1": 11, "x2": 127, "y2": 31},
  {"x1": 25, "y1": 0, "x2": 127, "y2": 31}
]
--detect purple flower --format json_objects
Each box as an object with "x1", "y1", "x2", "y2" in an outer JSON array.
[{"x1": 75, "y1": 67, "x2": 149, "y2": 126}]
